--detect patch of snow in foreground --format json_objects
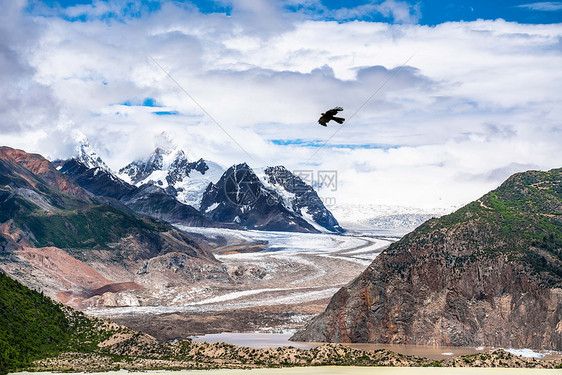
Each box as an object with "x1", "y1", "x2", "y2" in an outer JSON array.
[{"x1": 503, "y1": 348, "x2": 545, "y2": 358}]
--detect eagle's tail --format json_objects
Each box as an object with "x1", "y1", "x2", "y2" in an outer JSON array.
[{"x1": 333, "y1": 117, "x2": 345, "y2": 124}]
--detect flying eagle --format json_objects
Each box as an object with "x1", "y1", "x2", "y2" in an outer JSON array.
[{"x1": 318, "y1": 107, "x2": 345, "y2": 126}]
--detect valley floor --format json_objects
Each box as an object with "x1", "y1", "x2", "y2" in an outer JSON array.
[{"x1": 88, "y1": 228, "x2": 393, "y2": 339}]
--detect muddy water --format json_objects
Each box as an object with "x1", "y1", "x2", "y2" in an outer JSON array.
[
  {"x1": 192, "y1": 332, "x2": 562, "y2": 361},
  {"x1": 14, "y1": 368, "x2": 562, "y2": 375}
]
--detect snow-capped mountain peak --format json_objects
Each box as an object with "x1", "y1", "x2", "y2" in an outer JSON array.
[
  {"x1": 200, "y1": 164, "x2": 343, "y2": 233},
  {"x1": 261, "y1": 166, "x2": 343, "y2": 233},
  {"x1": 75, "y1": 139, "x2": 110, "y2": 172},
  {"x1": 118, "y1": 147, "x2": 225, "y2": 209}
]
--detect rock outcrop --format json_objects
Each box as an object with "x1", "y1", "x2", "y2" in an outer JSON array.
[{"x1": 293, "y1": 168, "x2": 562, "y2": 350}]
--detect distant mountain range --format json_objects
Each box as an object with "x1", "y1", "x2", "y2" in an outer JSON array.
[
  {"x1": 293, "y1": 168, "x2": 562, "y2": 350},
  {"x1": 54, "y1": 157, "x2": 219, "y2": 228},
  {"x1": 330, "y1": 204, "x2": 454, "y2": 236},
  {"x1": 56, "y1": 140, "x2": 343, "y2": 234}
]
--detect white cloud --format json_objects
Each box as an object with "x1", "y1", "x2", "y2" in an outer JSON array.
[
  {"x1": 290, "y1": 0, "x2": 421, "y2": 24},
  {"x1": 518, "y1": 2, "x2": 562, "y2": 11},
  {"x1": 1, "y1": 2, "x2": 562, "y2": 209},
  {"x1": 0, "y1": 1, "x2": 60, "y2": 135}
]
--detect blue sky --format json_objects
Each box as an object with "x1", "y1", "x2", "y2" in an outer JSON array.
[
  {"x1": 28, "y1": 0, "x2": 562, "y2": 24},
  {"x1": 3, "y1": 0, "x2": 562, "y2": 208}
]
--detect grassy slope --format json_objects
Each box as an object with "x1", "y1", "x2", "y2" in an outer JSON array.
[
  {"x1": 13, "y1": 204, "x2": 167, "y2": 250},
  {"x1": 0, "y1": 272, "x2": 69, "y2": 374},
  {"x1": 403, "y1": 168, "x2": 562, "y2": 285},
  {"x1": 0, "y1": 272, "x2": 128, "y2": 375}
]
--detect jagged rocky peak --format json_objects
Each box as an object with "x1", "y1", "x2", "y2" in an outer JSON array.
[
  {"x1": 118, "y1": 147, "x2": 205, "y2": 185},
  {"x1": 200, "y1": 163, "x2": 320, "y2": 233},
  {"x1": 167, "y1": 154, "x2": 210, "y2": 186},
  {"x1": 118, "y1": 143, "x2": 224, "y2": 208},
  {"x1": 119, "y1": 147, "x2": 170, "y2": 185},
  {"x1": 262, "y1": 165, "x2": 344, "y2": 233},
  {"x1": 72, "y1": 133, "x2": 111, "y2": 172},
  {"x1": 200, "y1": 163, "x2": 259, "y2": 208}
]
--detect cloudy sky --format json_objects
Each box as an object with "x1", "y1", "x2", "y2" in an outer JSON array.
[{"x1": 1, "y1": 0, "x2": 561, "y2": 209}]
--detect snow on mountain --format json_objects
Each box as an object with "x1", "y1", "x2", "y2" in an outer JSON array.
[
  {"x1": 330, "y1": 203, "x2": 455, "y2": 236},
  {"x1": 118, "y1": 147, "x2": 225, "y2": 209},
  {"x1": 256, "y1": 166, "x2": 343, "y2": 233},
  {"x1": 199, "y1": 164, "x2": 343, "y2": 233},
  {"x1": 75, "y1": 138, "x2": 111, "y2": 171},
  {"x1": 200, "y1": 163, "x2": 320, "y2": 233}
]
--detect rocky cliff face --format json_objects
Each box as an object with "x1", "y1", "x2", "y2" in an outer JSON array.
[
  {"x1": 292, "y1": 168, "x2": 562, "y2": 350},
  {"x1": 263, "y1": 166, "x2": 343, "y2": 233}
]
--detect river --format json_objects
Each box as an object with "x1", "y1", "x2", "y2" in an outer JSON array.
[{"x1": 191, "y1": 332, "x2": 562, "y2": 361}]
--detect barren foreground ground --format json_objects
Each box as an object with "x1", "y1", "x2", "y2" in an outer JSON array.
[
  {"x1": 18, "y1": 368, "x2": 562, "y2": 375},
  {"x1": 91, "y1": 228, "x2": 393, "y2": 340}
]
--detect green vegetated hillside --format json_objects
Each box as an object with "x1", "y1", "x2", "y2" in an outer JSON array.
[
  {"x1": 13, "y1": 203, "x2": 166, "y2": 250},
  {"x1": 0, "y1": 271, "x2": 137, "y2": 375},
  {"x1": 294, "y1": 168, "x2": 562, "y2": 349},
  {"x1": 429, "y1": 168, "x2": 562, "y2": 284},
  {"x1": 0, "y1": 271, "x2": 68, "y2": 373}
]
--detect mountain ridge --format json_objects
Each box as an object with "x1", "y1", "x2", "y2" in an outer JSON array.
[
  {"x1": 79, "y1": 142, "x2": 342, "y2": 233},
  {"x1": 55, "y1": 158, "x2": 223, "y2": 228}
]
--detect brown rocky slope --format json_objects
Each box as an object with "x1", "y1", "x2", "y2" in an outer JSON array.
[{"x1": 292, "y1": 168, "x2": 562, "y2": 350}]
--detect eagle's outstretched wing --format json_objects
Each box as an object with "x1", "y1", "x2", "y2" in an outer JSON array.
[{"x1": 324, "y1": 107, "x2": 343, "y2": 117}]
